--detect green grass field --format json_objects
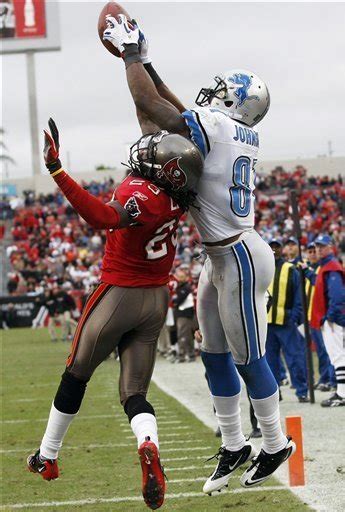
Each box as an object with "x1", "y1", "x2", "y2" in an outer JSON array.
[{"x1": 1, "y1": 328, "x2": 310, "y2": 511}]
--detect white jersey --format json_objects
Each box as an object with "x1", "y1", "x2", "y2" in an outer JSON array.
[{"x1": 183, "y1": 107, "x2": 259, "y2": 242}]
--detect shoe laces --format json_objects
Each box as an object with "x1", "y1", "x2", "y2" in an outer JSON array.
[{"x1": 205, "y1": 446, "x2": 226, "y2": 463}]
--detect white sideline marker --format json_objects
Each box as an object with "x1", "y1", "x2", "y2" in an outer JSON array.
[{"x1": 0, "y1": 487, "x2": 290, "y2": 509}]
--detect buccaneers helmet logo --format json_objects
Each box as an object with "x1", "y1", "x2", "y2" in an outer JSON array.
[{"x1": 157, "y1": 157, "x2": 187, "y2": 190}]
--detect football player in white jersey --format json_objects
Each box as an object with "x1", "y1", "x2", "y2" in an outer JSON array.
[{"x1": 104, "y1": 17, "x2": 296, "y2": 491}]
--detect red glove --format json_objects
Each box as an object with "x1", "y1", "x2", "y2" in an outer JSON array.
[{"x1": 43, "y1": 118, "x2": 62, "y2": 173}]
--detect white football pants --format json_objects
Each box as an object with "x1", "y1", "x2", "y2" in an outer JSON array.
[{"x1": 197, "y1": 229, "x2": 274, "y2": 365}]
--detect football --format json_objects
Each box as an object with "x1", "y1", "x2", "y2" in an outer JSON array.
[{"x1": 98, "y1": 2, "x2": 132, "y2": 57}]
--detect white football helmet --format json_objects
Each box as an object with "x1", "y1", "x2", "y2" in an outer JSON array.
[{"x1": 195, "y1": 69, "x2": 270, "y2": 127}]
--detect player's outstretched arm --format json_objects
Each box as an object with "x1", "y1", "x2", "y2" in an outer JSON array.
[
  {"x1": 138, "y1": 28, "x2": 186, "y2": 114},
  {"x1": 103, "y1": 16, "x2": 189, "y2": 137},
  {"x1": 43, "y1": 119, "x2": 131, "y2": 229},
  {"x1": 136, "y1": 106, "x2": 160, "y2": 135}
]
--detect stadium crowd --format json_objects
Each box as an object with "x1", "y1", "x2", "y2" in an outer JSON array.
[{"x1": 1, "y1": 166, "x2": 344, "y2": 407}]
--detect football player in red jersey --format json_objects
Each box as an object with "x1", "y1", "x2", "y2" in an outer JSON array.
[{"x1": 27, "y1": 119, "x2": 203, "y2": 510}]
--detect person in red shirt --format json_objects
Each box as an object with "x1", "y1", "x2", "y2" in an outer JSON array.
[{"x1": 27, "y1": 119, "x2": 203, "y2": 510}]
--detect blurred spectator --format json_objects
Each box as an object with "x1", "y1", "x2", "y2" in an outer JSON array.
[
  {"x1": 2, "y1": 303, "x2": 18, "y2": 329},
  {"x1": 172, "y1": 266, "x2": 196, "y2": 363},
  {"x1": 266, "y1": 239, "x2": 309, "y2": 403}
]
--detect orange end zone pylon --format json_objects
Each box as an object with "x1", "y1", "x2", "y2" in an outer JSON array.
[{"x1": 285, "y1": 416, "x2": 305, "y2": 486}]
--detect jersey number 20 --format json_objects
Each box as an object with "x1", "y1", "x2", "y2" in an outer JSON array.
[{"x1": 229, "y1": 156, "x2": 255, "y2": 217}]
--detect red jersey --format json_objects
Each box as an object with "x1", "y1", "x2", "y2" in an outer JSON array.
[{"x1": 101, "y1": 176, "x2": 183, "y2": 287}]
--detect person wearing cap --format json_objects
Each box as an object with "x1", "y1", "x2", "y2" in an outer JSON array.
[
  {"x1": 266, "y1": 239, "x2": 309, "y2": 402},
  {"x1": 310, "y1": 235, "x2": 345, "y2": 407},
  {"x1": 285, "y1": 237, "x2": 301, "y2": 265},
  {"x1": 305, "y1": 242, "x2": 336, "y2": 391}
]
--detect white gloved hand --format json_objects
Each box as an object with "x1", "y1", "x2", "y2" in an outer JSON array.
[
  {"x1": 138, "y1": 27, "x2": 151, "y2": 65},
  {"x1": 103, "y1": 14, "x2": 139, "y2": 53}
]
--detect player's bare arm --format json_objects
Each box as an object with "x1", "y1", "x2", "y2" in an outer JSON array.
[
  {"x1": 136, "y1": 106, "x2": 160, "y2": 135},
  {"x1": 136, "y1": 26, "x2": 186, "y2": 114},
  {"x1": 43, "y1": 118, "x2": 131, "y2": 229},
  {"x1": 103, "y1": 15, "x2": 189, "y2": 137}
]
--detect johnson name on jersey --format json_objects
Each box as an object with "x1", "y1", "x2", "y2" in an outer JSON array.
[{"x1": 183, "y1": 107, "x2": 259, "y2": 243}]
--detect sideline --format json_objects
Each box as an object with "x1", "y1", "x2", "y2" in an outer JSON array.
[{"x1": 152, "y1": 357, "x2": 345, "y2": 512}]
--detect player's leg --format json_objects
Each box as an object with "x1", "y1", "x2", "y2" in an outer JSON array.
[
  {"x1": 60, "y1": 312, "x2": 68, "y2": 341},
  {"x1": 177, "y1": 316, "x2": 194, "y2": 362},
  {"x1": 280, "y1": 326, "x2": 308, "y2": 401},
  {"x1": 312, "y1": 327, "x2": 334, "y2": 389},
  {"x1": 320, "y1": 321, "x2": 345, "y2": 406},
  {"x1": 197, "y1": 259, "x2": 255, "y2": 494},
  {"x1": 48, "y1": 316, "x2": 57, "y2": 342},
  {"x1": 27, "y1": 283, "x2": 127, "y2": 479},
  {"x1": 214, "y1": 231, "x2": 294, "y2": 486},
  {"x1": 176, "y1": 316, "x2": 187, "y2": 362},
  {"x1": 119, "y1": 286, "x2": 168, "y2": 510},
  {"x1": 265, "y1": 326, "x2": 282, "y2": 387}
]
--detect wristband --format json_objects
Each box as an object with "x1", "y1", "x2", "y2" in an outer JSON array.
[
  {"x1": 143, "y1": 63, "x2": 163, "y2": 88},
  {"x1": 51, "y1": 168, "x2": 64, "y2": 178},
  {"x1": 123, "y1": 43, "x2": 141, "y2": 68},
  {"x1": 46, "y1": 158, "x2": 62, "y2": 173}
]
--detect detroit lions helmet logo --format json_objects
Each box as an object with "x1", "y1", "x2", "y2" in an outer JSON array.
[{"x1": 229, "y1": 73, "x2": 260, "y2": 107}]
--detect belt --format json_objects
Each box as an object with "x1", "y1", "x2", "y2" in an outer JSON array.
[{"x1": 204, "y1": 233, "x2": 241, "y2": 247}]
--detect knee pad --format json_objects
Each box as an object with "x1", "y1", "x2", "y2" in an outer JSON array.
[
  {"x1": 124, "y1": 394, "x2": 155, "y2": 422},
  {"x1": 236, "y1": 355, "x2": 278, "y2": 399},
  {"x1": 54, "y1": 369, "x2": 88, "y2": 414},
  {"x1": 201, "y1": 351, "x2": 241, "y2": 397}
]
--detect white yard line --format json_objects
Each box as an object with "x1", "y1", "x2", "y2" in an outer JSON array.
[
  {"x1": 169, "y1": 476, "x2": 238, "y2": 483},
  {"x1": 162, "y1": 455, "x2": 206, "y2": 462},
  {"x1": 167, "y1": 464, "x2": 215, "y2": 472},
  {"x1": 125, "y1": 432, "x2": 188, "y2": 439},
  {"x1": 0, "y1": 486, "x2": 290, "y2": 509},
  {"x1": 3, "y1": 415, "x2": 182, "y2": 426},
  {"x1": 121, "y1": 426, "x2": 189, "y2": 434},
  {"x1": 120, "y1": 420, "x2": 181, "y2": 426},
  {"x1": 1, "y1": 443, "x2": 212, "y2": 455},
  {"x1": 2, "y1": 414, "x2": 117, "y2": 424}
]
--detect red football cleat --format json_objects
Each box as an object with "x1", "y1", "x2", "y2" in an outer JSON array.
[
  {"x1": 138, "y1": 437, "x2": 166, "y2": 510},
  {"x1": 27, "y1": 450, "x2": 59, "y2": 481}
]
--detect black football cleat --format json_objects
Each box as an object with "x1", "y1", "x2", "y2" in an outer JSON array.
[
  {"x1": 321, "y1": 393, "x2": 345, "y2": 407},
  {"x1": 298, "y1": 395, "x2": 310, "y2": 403},
  {"x1": 249, "y1": 427, "x2": 262, "y2": 439},
  {"x1": 240, "y1": 436, "x2": 295, "y2": 487},
  {"x1": 314, "y1": 382, "x2": 331, "y2": 392},
  {"x1": 203, "y1": 442, "x2": 256, "y2": 494},
  {"x1": 27, "y1": 450, "x2": 59, "y2": 480}
]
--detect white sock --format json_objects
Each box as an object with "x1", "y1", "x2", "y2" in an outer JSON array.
[
  {"x1": 130, "y1": 413, "x2": 159, "y2": 449},
  {"x1": 337, "y1": 383, "x2": 345, "y2": 398},
  {"x1": 250, "y1": 390, "x2": 287, "y2": 454},
  {"x1": 40, "y1": 403, "x2": 77, "y2": 460},
  {"x1": 212, "y1": 393, "x2": 246, "y2": 452}
]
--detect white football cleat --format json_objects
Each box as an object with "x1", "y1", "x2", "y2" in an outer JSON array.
[{"x1": 203, "y1": 441, "x2": 256, "y2": 494}]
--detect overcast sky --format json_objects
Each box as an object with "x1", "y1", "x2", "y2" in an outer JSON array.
[{"x1": 2, "y1": 1, "x2": 345, "y2": 178}]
